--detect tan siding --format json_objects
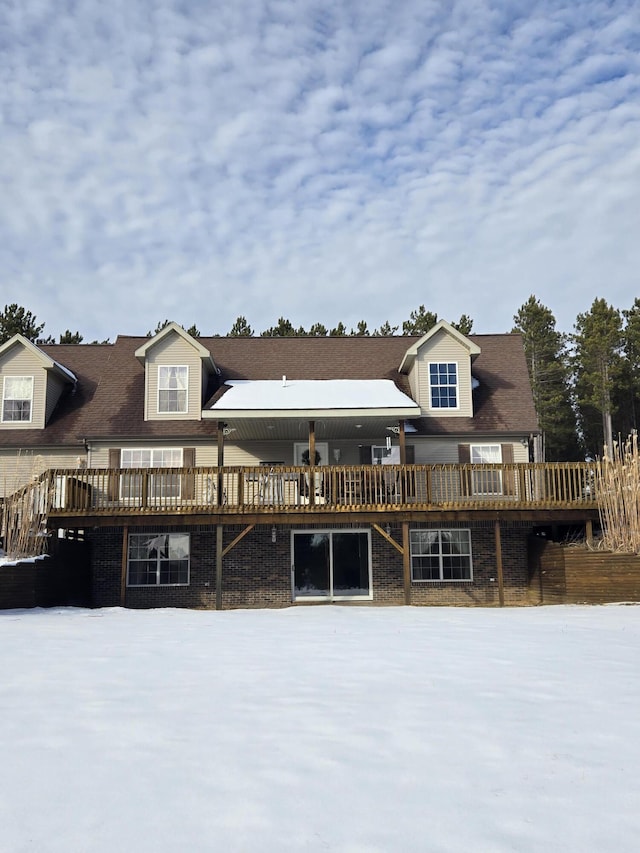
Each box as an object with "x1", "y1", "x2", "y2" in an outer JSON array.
[
  {"x1": 89, "y1": 441, "x2": 217, "y2": 468},
  {"x1": 414, "y1": 334, "x2": 473, "y2": 417},
  {"x1": 45, "y1": 373, "x2": 66, "y2": 422},
  {"x1": 145, "y1": 333, "x2": 203, "y2": 421},
  {"x1": 0, "y1": 347, "x2": 47, "y2": 429},
  {"x1": 413, "y1": 438, "x2": 528, "y2": 464},
  {"x1": 0, "y1": 448, "x2": 84, "y2": 496}
]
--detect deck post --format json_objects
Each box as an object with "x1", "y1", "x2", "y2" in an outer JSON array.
[
  {"x1": 308, "y1": 420, "x2": 316, "y2": 507},
  {"x1": 120, "y1": 525, "x2": 129, "y2": 606},
  {"x1": 402, "y1": 522, "x2": 411, "y2": 605},
  {"x1": 494, "y1": 520, "x2": 504, "y2": 607},
  {"x1": 216, "y1": 523, "x2": 223, "y2": 610},
  {"x1": 399, "y1": 420, "x2": 406, "y2": 503},
  {"x1": 217, "y1": 422, "x2": 225, "y2": 507}
]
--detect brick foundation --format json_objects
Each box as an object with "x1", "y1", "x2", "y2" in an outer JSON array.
[{"x1": 87, "y1": 519, "x2": 533, "y2": 610}]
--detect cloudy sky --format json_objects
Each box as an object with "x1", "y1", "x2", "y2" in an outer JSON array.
[{"x1": 1, "y1": 0, "x2": 639, "y2": 341}]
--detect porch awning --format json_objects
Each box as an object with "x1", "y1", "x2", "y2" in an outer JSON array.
[{"x1": 204, "y1": 379, "x2": 421, "y2": 420}]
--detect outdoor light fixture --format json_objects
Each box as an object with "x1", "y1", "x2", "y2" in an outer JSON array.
[
  {"x1": 271, "y1": 526, "x2": 277, "y2": 543},
  {"x1": 385, "y1": 524, "x2": 391, "y2": 536},
  {"x1": 333, "y1": 448, "x2": 341, "y2": 462}
]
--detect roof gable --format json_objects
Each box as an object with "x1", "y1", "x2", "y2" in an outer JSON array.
[
  {"x1": 398, "y1": 320, "x2": 481, "y2": 373},
  {"x1": 0, "y1": 335, "x2": 77, "y2": 384},
  {"x1": 134, "y1": 322, "x2": 217, "y2": 370}
]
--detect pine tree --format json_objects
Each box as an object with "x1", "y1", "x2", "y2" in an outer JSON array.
[
  {"x1": 351, "y1": 321, "x2": 370, "y2": 336},
  {"x1": 622, "y1": 299, "x2": 640, "y2": 434},
  {"x1": 572, "y1": 297, "x2": 624, "y2": 457},
  {"x1": 228, "y1": 316, "x2": 253, "y2": 337},
  {"x1": 452, "y1": 314, "x2": 473, "y2": 335},
  {"x1": 260, "y1": 317, "x2": 302, "y2": 337},
  {"x1": 329, "y1": 322, "x2": 347, "y2": 336},
  {"x1": 308, "y1": 323, "x2": 328, "y2": 337},
  {"x1": 0, "y1": 304, "x2": 45, "y2": 344},
  {"x1": 402, "y1": 305, "x2": 437, "y2": 336},
  {"x1": 59, "y1": 330, "x2": 84, "y2": 344},
  {"x1": 512, "y1": 296, "x2": 580, "y2": 461},
  {"x1": 373, "y1": 321, "x2": 399, "y2": 336}
]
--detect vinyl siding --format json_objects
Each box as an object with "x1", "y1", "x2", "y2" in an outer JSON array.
[
  {"x1": 0, "y1": 347, "x2": 47, "y2": 429},
  {"x1": 145, "y1": 333, "x2": 203, "y2": 421},
  {"x1": 0, "y1": 448, "x2": 83, "y2": 496},
  {"x1": 413, "y1": 334, "x2": 473, "y2": 418},
  {"x1": 45, "y1": 373, "x2": 67, "y2": 423},
  {"x1": 412, "y1": 437, "x2": 528, "y2": 464},
  {"x1": 89, "y1": 441, "x2": 217, "y2": 468}
]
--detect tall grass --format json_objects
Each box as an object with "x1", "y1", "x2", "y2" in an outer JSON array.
[{"x1": 595, "y1": 433, "x2": 640, "y2": 553}]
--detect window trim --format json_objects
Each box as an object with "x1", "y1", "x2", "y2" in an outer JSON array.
[
  {"x1": 157, "y1": 365, "x2": 189, "y2": 414},
  {"x1": 2, "y1": 375, "x2": 34, "y2": 423},
  {"x1": 470, "y1": 444, "x2": 503, "y2": 496},
  {"x1": 428, "y1": 362, "x2": 459, "y2": 410},
  {"x1": 410, "y1": 528, "x2": 473, "y2": 583},
  {"x1": 127, "y1": 532, "x2": 190, "y2": 587},
  {"x1": 119, "y1": 447, "x2": 184, "y2": 502}
]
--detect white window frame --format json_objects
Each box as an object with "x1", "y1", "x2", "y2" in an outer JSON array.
[
  {"x1": 470, "y1": 444, "x2": 502, "y2": 495},
  {"x1": 120, "y1": 448, "x2": 184, "y2": 501},
  {"x1": 410, "y1": 529, "x2": 473, "y2": 582},
  {"x1": 2, "y1": 376, "x2": 34, "y2": 423},
  {"x1": 127, "y1": 532, "x2": 190, "y2": 587},
  {"x1": 428, "y1": 362, "x2": 459, "y2": 410},
  {"x1": 157, "y1": 365, "x2": 188, "y2": 414},
  {"x1": 291, "y1": 528, "x2": 373, "y2": 602}
]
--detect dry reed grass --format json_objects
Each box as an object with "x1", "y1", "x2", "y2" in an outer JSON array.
[
  {"x1": 594, "y1": 433, "x2": 640, "y2": 553},
  {"x1": 1, "y1": 452, "x2": 51, "y2": 560}
]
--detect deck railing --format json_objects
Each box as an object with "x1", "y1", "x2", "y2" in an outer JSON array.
[{"x1": 42, "y1": 462, "x2": 598, "y2": 516}]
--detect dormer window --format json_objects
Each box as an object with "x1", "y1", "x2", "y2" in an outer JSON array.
[
  {"x1": 2, "y1": 376, "x2": 33, "y2": 422},
  {"x1": 429, "y1": 362, "x2": 458, "y2": 409},
  {"x1": 158, "y1": 366, "x2": 188, "y2": 414}
]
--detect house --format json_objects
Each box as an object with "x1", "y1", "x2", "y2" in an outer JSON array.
[{"x1": 0, "y1": 321, "x2": 598, "y2": 610}]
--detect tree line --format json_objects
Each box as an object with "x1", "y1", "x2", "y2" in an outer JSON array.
[{"x1": 1, "y1": 296, "x2": 637, "y2": 462}]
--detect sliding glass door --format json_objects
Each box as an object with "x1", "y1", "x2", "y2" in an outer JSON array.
[{"x1": 292, "y1": 530, "x2": 372, "y2": 601}]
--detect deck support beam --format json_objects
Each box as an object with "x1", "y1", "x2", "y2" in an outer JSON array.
[
  {"x1": 222, "y1": 524, "x2": 255, "y2": 558},
  {"x1": 120, "y1": 525, "x2": 129, "y2": 606},
  {"x1": 216, "y1": 523, "x2": 223, "y2": 610},
  {"x1": 217, "y1": 422, "x2": 225, "y2": 507},
  {"x1": 494, "y1": 519, "x2": 504, "y2": 607},
  {"x1": 402, "y1": 522, "x2": 411, "y2": 605},
  {"x1": 372, "y1": 523, "x2": 404, "y2": 554}
]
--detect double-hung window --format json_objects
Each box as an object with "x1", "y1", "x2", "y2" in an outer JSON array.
[
  {"x1": 2, "y1": 376, "x2": 33, "y2": 422},
  {"x1": 120, "y1": 448, "x2": 183, "y2": 501},
  {"x1": 470, "y1": 444, "x2": 502, "y2": 495},
  {"x1": 127, "y1": 532, "x2": 190, "y2": 586},
  {"x1": 158, "y1": 366, "x2": 188, "y2": 414},
  {"x1": 429, "y1": 363, "x2": 458, "y2": 409},
  {"x1": 410, "y1": 529, "x2": 472, "y2": 581}
]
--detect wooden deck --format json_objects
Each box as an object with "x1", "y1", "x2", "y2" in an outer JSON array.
[{"x1": 40, "y1": 462, "x2": 598, "y2": 523}]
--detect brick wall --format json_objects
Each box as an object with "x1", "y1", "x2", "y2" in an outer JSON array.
[{"x1": 87, "y1": 519, "x2": 533, "y2": 610}]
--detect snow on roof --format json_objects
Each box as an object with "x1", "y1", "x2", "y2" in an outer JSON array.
[
  {"x1": 210, "y1": 379, "x2": 419, "y2": 412},
  {"x1": 53, "y1": 361, "x2": 77, "y2": 383}
]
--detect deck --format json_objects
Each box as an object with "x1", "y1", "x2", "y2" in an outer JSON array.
[{"x1": 39, "y1": 462, "x2": 599, "y2": 526}]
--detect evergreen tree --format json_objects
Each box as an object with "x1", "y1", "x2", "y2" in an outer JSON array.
[
  {"x1": 329, "y1": 322, "x2": 347, "y2": 336},
  {"x1": 373, "y1": 321, "x2": 399, "y2": 336},
  {"x1": 59, "y1": 330, "x2": 84, "y2": 344},
  {"x1": 402, "y1": 305, "x2": 437, "y2": 335},
  {"x1": 0, "y1": 304, "x2": 45, "y2": 344},
  {"x1": 572, "y1": 298, "x2": 624, "y2": 457},
  {"x1": 352, "y1": 320, "x2": 370, "y2": 336},
  {"x1": 308, "y1": 323, "x2": 328, "y2": 337},
  {"x1": 452, "y1": 314, "x2": 473, "y2": 335},
  {"x1": 228, "y1": 316, "x2": 253, "y2": 337},
  {"x1": 512, "y1": 296, "x2": 580, "y2": 461},
  {"x1": 260, "y1": 317, "x2": 302, "y2": 337},
  {"x1": 622, "y1": 298, "x2": 640, "y2": 434}
]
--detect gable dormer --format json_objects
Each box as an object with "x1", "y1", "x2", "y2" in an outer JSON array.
[
  {"x1": 134, "y1": 323, "x2": 217, "y2": 421},
  {"x1": 399, "y1": 320, "x2": 481, "y2": 418},
  {"x1": 0, "y1": 335, "x2": 77, "y2": 430}
]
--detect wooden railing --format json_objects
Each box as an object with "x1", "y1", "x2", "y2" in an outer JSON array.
[{"x1": 43, "y1": 462, "x2": 599, "y2": 516}]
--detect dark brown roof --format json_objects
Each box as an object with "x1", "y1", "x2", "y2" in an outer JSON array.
[{"x1": 0, "y1": 333, "x2": 538, "y2": 447}]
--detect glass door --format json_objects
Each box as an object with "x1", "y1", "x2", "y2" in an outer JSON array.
[{"x1": 292, "y1": 530, "x2": 371, "y2": 601}]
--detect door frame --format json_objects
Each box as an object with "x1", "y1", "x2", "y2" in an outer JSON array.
[{"x1": 290, "y1": 528, "x2": 373, "y2": 602}]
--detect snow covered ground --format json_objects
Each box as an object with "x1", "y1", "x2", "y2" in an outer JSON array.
[{"x1": 1, "y1": 605, "x2": 639, "y2": 853}]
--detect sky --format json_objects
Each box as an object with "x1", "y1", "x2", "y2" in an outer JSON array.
[
  {"x1": 1, "y1": 604, "x2": 639, "y2": 852},
  {"x1": 1, "y1": 0, "x2": 639, "y2": 342}
]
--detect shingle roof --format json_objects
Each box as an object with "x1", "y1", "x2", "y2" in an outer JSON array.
[{"x1": 0, "y1": 332, "x2": 539, "y2": 447}]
